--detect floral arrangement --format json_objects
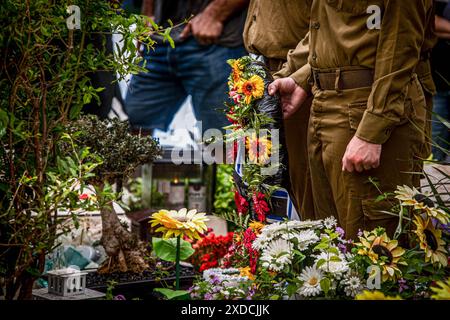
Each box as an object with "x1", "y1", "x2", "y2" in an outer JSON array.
[
  {"x1": 224, "y1": 56, "x2": 288, "y2": 224},
  {"x1": 188, "y1": 183, "x2": 450, "y2": 300}
]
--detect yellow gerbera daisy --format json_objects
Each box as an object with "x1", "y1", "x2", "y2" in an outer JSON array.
[
  {"x1": 246, "y1": 132, "x2": 272, "y2": 165},
  {"x1": 249, "y1": 221, "x2": 265, "y2": 234},
  {"x1": 395, "y1": 185, "x2": 449, "y2": 225},
  {"x1": 238, "y1": 75, "x2": 265, "y2": 104},
  {"x1": 413, "y1": 215, "x2": 448, "y2": 267},
  {"x1": 355, "y1": 290, "x2": 402, "y2": 300},
  {"x1": 356, "y1": 231, "x2": 406, "y2": 282},
  {"x1": 149, "y1": 208, "x2": 209, "y2": 240}
]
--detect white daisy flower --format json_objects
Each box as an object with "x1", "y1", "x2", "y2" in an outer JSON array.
[
  {"x1": 342, "y1": 271, "x2": 365, "y2": 297},
  {"x1": 252, "y1": 233, "x2": 271, "y2": 250},
  {"x1": 294, "y1": 229, "x2": 320, "y2": 250},
  {"x1": 297, "y1": 266, "x2": 323, "y2": 297},
  {"x1": 323, "y1": 216, "x2": 337, "y2": 229},
  {"x1": 314, "y1": 251, "x2": 349, "y2": 276},
  {"x1": 260, "y1": 239, "x2": 292, "y2": 272}
]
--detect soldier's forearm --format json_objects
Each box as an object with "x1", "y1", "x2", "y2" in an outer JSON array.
[
  {"x1": 203, "y1": 0, "x2": 249, "y2": 23},
  {"x1": 141, "y1": 0, "x2": 154, "y2": 18}
]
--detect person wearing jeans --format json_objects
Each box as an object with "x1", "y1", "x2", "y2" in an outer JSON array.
[
  {"x1": 125, "y1": 0, "x2": 248, "y2": 134},
  {"x1": 431, "y1": 0, "x2": 450, "y2": 162}
]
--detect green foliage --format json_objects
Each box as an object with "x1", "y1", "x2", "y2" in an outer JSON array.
[
  {"x1": 105, "y1": 280, "x2": 118, "y2": 300},
  {"x1": 153, "y1": 288, "x2": 190, "y2": 300},
  {"x1": 152, "y1": 237, "x2": 195, "y2": 262},
  {"x1": 0, "y1": 0, "x2": 167, "y2": 299},
  {"x1": 213, "y1": 164, "x2": 236, "y2": 215}
]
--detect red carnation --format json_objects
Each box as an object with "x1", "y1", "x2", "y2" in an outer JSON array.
[
  {"x1": 252, "y1": 192, "x2": 269, "y2": 222},
  {"x1": 235, "y1": 191, "x2": 249, "y2": 215}
]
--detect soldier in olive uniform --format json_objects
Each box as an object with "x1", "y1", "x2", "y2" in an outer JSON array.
[
  {"x1": 269, "y1": 0, "x2": 434, "y2": 239},
  {"x1": 243, "y1": 0, "x2": 315, "y2": 220}
]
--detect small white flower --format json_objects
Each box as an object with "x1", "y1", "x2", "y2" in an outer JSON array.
[
  {"x1": 294, "y1": 229, "x2": 319, "y2": 251},
  {"x1": 297, "y1": 266, "x2": 323, "y2": 297},
  {"x1": 323, "y1": 216, "x2": 337, "y2": 229},
  {"x1": 260, "y1": 239, "x2": 292, "y2": 272},
  {"x1": 314, "y1": 251, "x2": 349, "y2": 276},
  {"x1": 342, "y1": 271, "x2": 365, "y2": 297}
]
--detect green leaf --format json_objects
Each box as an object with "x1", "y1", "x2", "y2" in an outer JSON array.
[
  {"x1": 154, "y1": 288, "x2": 190, "y2": 300},
  {"x1": 316, "y1": 259, "x2": 326, "y2": 269},
  {"x1": 314, "y1": 242, "x2": 328, "y2": 250},
  {"x1": 327, "y1": 247, "x2": 339, "y2": 255},
  {"x1": 320, "y1": 278, "x2": 331, "y2": 295},
  {"x1": 329, "y1": 256, "x2": 341, "y2": 262},
  {"x1": 152, "y1": 237, "x2": 194, "y2": 262}
]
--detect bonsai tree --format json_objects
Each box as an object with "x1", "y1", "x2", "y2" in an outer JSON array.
[{"x1": 65, "y1": 115, "x2": 161, "y2": 273}]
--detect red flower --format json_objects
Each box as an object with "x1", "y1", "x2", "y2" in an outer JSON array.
[
  {"x1": 79, "y1": 193, "x2": 89, "y2": 200},
  {"x1": 234, "y1": 191, "x2": 249, "y2": 215},
  {"x1": 243, "y1": 228, "x2": 256, "y2": 251},
  {"x1": 226, "y1": 107, "x2": 238, "y2": 124},
  {"x1": 252, "y1": 192, "x2": 269, "y2": 222}
]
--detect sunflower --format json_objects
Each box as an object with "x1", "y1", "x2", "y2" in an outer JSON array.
[
  {"x1": 246, "y1": 132, "x2": 272, "y2": 165},
  {"x1": 356, "y1": 230, "x2": 406, "y2": 282},
  {"x1": 413, "y1": 215, "x2": 448, "y2": 267},
  {"x1": 355, "y1": 290, "x2": 402, "y2": 300},
  {"x1": 238, "y1": 75, "x2": 265, "y2": 104},
  {"x1": 395, "y1": 185, "x2": 449, "y2": 225},
  {"x1": 149, "y1": 208, "x2": 209, "y2": 240}
]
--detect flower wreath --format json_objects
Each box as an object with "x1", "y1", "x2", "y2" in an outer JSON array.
[{"x1": 224, "y1": 56, "x2": 287, "y2": 223}]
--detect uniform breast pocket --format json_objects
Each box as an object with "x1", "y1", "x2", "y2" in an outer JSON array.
[{"x1": 326, "y1": 0, "x2": 368, "y2": 14}]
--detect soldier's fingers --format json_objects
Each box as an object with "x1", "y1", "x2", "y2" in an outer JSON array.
[
  {"x1": 372, "y1": 158, "x2": 380, "y2": 169},
  {"x1": 268, "y1": 81, "x2": 280, "y2": 95},
  {"x1": 342, "y1": 156, "x2": 354, "y2": 172},
  {"x1": 354, "y1": 162, "x2": 364, "y2": 173}
]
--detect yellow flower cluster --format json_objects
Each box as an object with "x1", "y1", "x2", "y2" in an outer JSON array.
[{"x1": 229, "y1": 59, "x2": 265, "y2": 105}]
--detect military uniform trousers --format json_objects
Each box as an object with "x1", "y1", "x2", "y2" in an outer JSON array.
[{"x1": 308, "y1": 72, "x2": 427, "y2": 239}]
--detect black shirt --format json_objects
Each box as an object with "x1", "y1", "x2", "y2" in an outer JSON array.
[{"x1": 152, "y1": 0, "x2": 247, "y2": 47}]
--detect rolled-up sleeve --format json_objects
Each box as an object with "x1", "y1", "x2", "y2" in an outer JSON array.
[{"x1": 356, "y1": 0, "x2": 431, "y2": 144}]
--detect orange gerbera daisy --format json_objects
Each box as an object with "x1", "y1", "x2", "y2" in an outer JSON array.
[
  {"x1": 246, "y1": 132, "x2": 272, "y2": 165},
  {"x1": 239, "y1": 75, "x2": 264, "y2": 104}
]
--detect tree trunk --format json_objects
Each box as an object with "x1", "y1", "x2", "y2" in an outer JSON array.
[{"x1": 98, "y1": 206, "x2": 149, "y2": 274}]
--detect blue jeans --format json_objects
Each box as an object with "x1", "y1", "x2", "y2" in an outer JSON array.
[
  {"x1": 431, "y1": 91, "x2": 450, "y2": 161},
  {"x1": 124, "y1": 37, "x2": 247, "y2": 133}
]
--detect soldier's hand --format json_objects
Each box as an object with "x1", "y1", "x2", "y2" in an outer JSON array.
[
  {"x1": 180, "y1": 12, "x2": 224, "y2": 45},
  {"x1": 268, "y1": 78, "x2": 308, "y2": 119},
  {"x1": 342, "y1": 136, "x2": 382, "y2": 173}
]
